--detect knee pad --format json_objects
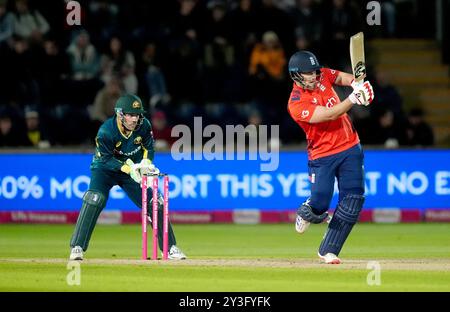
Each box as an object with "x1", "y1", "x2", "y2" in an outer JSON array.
[
  {"x1": 334, "y1": 194, "x2": 364, "y2": 224},
  {"x1": 71, "y1": 190, "x2": 106, "y2": 251},
  {"x1": 297, "y1": 201, "x2": 328, "y2": 224},
  {"x1": 83, "y1": 190, "x2": 106, "y2": 207}
]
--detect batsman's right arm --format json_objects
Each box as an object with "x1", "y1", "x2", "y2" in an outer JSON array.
[
  {"x1": 309, "y1": 81, "x2": 374, "y2": 122},
  {"x1": 334, "y1": 72, "x2": 355, "y2": 87},
  {"x1": 308, "y1": 98, "x2": 354, "y2": 123}
]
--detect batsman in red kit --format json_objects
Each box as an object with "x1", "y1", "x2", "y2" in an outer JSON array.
[{"x1": 287, "y1": 51, "x2": 374, "y2": 264}]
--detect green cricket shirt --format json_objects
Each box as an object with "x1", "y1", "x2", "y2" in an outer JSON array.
[{"x1": 90, "y1": 116, "x2": 155, "y2": 173}]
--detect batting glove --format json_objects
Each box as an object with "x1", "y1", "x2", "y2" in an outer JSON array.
[
  {"x1": 350, "y1": 79, "x2": 363, "y2": 89},
  {"x1": 348, "y1": 81, "x2": 374, "y2": 106}
]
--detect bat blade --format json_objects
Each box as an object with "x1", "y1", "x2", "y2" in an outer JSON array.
[{"x1": 350, "y1": 32, "x2": 366, "y2": 83}]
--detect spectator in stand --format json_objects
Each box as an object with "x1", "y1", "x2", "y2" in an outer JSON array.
[
  {"x1": 139, "y1": 42, "x2": 171, "y2": 111},
  {"x1": 273, "y1": 0, "x2": 296, "y2": 10},
  {"x1": 380, "y1": 0, "x2": 396, "y2": 37},
  {"x1": 89, "y1": 75, "x2": 124, "y2": 125},
  {"x1": 366, "y1": 108, "x2": 407, "y2": 148},
  {"x1": 0, "y1": 0, "x2": 14, "y2": 104},
  {"x1": 244, "y1": 109, "x2": 263, "y2": 149},
  {"x1": 0, "y1": 0, "x2": 14, "y2": 48},
  {"x1": 100, "y1": 35, "x2": 138, "y2": 93},
  {"x1": 67, "y1": 30, "x2": 100, "y2": 81},
  {"x1": 12, "y1": 0, "x2": 49, "y2": 45},
  {"x1": 151, "y1": 110, "x2": 175, "y2": 150},
  {"x1": 3, "y1": 35, "x2": 40, "y2": 107},
  {"x1": 289, "y1": 0, "x2": 322, "y2": 51},
  {"x1": 256, "y1": 0, "x2": 294, "y2": 53},
  {"x1": 405, "y1": 108, "x2": 434, "y2": 146},
  {"x1": 321, "y1": 0, "x2": 360, "y2": 68},
  {"x1": 202, "y1": 0, "x2": 234, "y2": 101},
  {"x1": 227, "y1": 0, "x2": 259, "y2": 102},
  {"x1": 166, "y1": 0, "x2": 203, "y2": 104},
  {"x1": 24, "y1": 107, "x2": 50, "y2": 148},
  {"x1": 66, "y1": 29, "x2": 102, "y2": 106},
  {"x1": 249, "y1": 31, "x2": 286, "y2": 83},
  {"x1": 203, "y1": 0, "x2": 233, "y2": 68},
  {"x1": 87, "y1": 0, "x2": 119, "y2": 45},
  {"x1": 228, "y1": 0, "x2": 258, "y2": 65},
  {"x1": 371, "y1": 69, "x2": 405, "y2": 122},
  {"x1": 0, "y1": 107, "x2": 29, "y2": 147},
  {"x1": 248, "y1": 30, "x2": 287, "y2": 122},
  {"x1": 38, "y1": 37, "x2": 70, "y2": 108}
]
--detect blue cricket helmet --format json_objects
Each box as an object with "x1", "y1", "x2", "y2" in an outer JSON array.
[
  {"x1": 288, "y1": 51, "x2": 322, "y2": 86},
  {"x1": 288, "y1": 51, "x2": 321, "y2": 73}
]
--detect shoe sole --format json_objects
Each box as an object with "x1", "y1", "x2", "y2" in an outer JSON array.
[
  {"x1": 325, "y1": 258, "x2": 341, "y2": 264},
  {"x1": 318, "y1": 253, "x2": 341, "y2": 264}
]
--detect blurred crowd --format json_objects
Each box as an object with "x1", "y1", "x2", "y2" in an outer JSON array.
[{"x1": 0, "y1": 0, "x2": 434, "y2": 149}]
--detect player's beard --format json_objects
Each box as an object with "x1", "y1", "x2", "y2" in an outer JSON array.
[
  {"x1": 303, "y1": 75, "x2": 320, "y2": 90},
  {"x1": 303, "y1": 81, "x2": 318, "y2": 90}
]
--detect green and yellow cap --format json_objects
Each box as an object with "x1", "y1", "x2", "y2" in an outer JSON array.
[{"x1": 115, "y1": 94, "x2": 146, "y2": 114}]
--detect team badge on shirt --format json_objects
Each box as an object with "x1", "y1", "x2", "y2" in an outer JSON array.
[
  {"x1": 291, "y1": 90, "x2": 301, "y2": 101},
  {"x1": 301, "y1": 110, "x2": 310, "y2": 118},
  {"x1": 134, "y1": 136, "x2": 142, "y2": 144}
]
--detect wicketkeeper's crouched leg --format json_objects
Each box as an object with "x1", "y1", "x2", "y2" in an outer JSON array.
[
  {"x1": 319, "y1": 194, "x2": 364, "y2": 256},
  {"x1": 70, "y1": 190, "x2": 106, "y2": 251},
  {"x1": 149, "y1": 195, "x2": 177, "y2": 251}
]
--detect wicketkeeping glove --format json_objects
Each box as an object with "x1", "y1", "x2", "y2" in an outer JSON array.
[
  {"x1": 125, "y1": 159, "x2": 142, "y2": 184},
  {"x1": 139, "y1": 158, "x2": 160, "y2": 176},
  {"x1": 348, "y1": 81, "x2": 374, "y2": 106}
]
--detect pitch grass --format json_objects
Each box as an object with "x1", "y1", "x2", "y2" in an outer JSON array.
[{"x1": 0, "y1": 223, "x2": 449, "y2": 291}]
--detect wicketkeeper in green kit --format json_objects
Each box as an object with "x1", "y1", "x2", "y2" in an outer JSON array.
[{"x1": 69, "y1": 94, "x2": 186, "y2": 260}]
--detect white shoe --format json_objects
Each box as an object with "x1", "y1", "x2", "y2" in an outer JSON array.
[
  {"x1": 168, "y1": 245, "x2": 186, "y2": 260},
  {"x1": 295, "y1": 215, "x2": 310, "y2": 234},
  {"x1": 69, "y1": 246, "x2": 83, "y2": 261},
  {"x1": 318, "y1": 252, "x2": 341, "y2": 264}
]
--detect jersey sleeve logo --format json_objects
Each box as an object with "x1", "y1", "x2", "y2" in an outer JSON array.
[
  {"x1": 301, "y1": 110, "x2": 310, "y2": 118},
  {"x1": 291, "y1": 90, "x2": 301, "y2": 101}
]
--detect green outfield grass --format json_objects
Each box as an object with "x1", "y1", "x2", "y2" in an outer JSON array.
[{"x1": 0, "y1": 223, "x2": 449, "y2": 291}]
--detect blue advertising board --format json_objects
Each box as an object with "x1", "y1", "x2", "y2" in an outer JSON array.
[{"x1": 0, "y1": 150, "x2": 449, "y2": 211}]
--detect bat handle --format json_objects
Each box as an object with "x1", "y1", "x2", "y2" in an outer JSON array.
[{"x1": 351, "y1": 79, "x2": 364, "y2": 89}]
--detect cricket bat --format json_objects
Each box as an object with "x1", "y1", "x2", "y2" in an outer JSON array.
[{"x1": 350, "y1": 32, "x2": 366, "y2": 86}]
